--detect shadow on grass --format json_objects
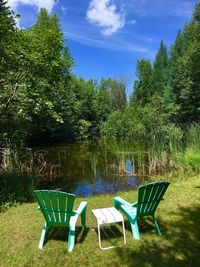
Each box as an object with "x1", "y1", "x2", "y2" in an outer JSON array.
[
  {"x1": 44, "y1": 226, "x2": 89, "y2": 247},
  {"x1": 115, "y1": 205, "x2": 200, "y2": 267},
  {"x1": 92, "y1": 224, "x2": 126, "y2": 247},
  {"x1": 124, "y1": 217, "x2": 157, "y2": 235}
]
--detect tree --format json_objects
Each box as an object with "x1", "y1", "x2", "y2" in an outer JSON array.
[
  {"x1": 130, "y1": 59, "x2": 153, "y2": 106},
  {"x1": 0, "y1": 1, "x2": 29, "y2": 146},
  {"x1": 23, "y1": 8, "x2": 75, "y2": 144},
  {"x1": 0, "y1": 0, "x2": 15, "y2": 89},
  {"x1": 110, "y1": 79, "x2": 127, "y2": 111},
  {"x1": 177, "y1": 2, "x2": 200, "y2": 123},
  {"x1": 31, "y1": 9, "x2": 72, "y2": 83},
  {"x1": 153, "y1": 40, "x2": 168, "y2": 97},
  {"x1": 0, "y1": 0, "x2": 15, "y2": 49},
  {"x1": 94, "y1": 78, "x2": 112, "y2": 122},
  {"x1": 168, "y1": 30, "x2": 185, "y2": 106},
  {"x1": 0, "y1": 6, "x2": 76, "y2": 146}
]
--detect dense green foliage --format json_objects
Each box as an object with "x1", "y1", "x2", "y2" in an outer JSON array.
[{"x1": 108, "y1": 2, "x2": 200, "y2": 139}]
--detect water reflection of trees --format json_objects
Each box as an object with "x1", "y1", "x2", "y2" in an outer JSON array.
[{"x1": 0, "y1": 142, "x2": 144, "y2": 195}]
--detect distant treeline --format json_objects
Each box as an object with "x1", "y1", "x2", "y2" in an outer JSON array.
[{"x1": 0, "y1": 0, "x2": 200, "y2": 147}]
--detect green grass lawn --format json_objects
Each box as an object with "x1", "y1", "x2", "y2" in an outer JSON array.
[{"x1": 1, "y1": 176, "x2": 200, "y2": 267}]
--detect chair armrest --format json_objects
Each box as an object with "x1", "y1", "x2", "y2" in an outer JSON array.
[
  {"x1": 75, "y1": 201, "x2": 87, "y2": 215},
  {"x1": 120, "y1": 204, "x2": 137, "y2": 219},
  {"x1": 132, "y1": 202, "x2": 138, "y2": 207},
  {"x1": 114, "y1": 196, "x2": 131, "y2": 210},
  {"x1": 69, "y1": 214, "x2": 79, "y2": 230}
]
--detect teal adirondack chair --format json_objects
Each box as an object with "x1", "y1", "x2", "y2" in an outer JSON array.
[
  {"x1": 114, "y1": 181, "x2": 170, "y2": 240},
  {"x1": 34, "y1": 190, "x2": 87, "y2": 252}
]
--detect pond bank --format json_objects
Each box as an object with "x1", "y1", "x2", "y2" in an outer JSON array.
[{"x1": 0, "y1": 175, "x2": 200, "y2": 266}]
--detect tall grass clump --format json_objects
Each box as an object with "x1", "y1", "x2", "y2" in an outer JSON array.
[
  {"x1": 0, "y1": 172, "x2": 34, "y2": 211},
  {"x1": 185, "y1": 123, "x2": 200, "y2": 149},
  {"x1": 146, "y1": 125, "x2": 183, "y2": 175},
  {"x1": 173, "y1": 124, "x2": 200, "y2": 173},
  {"x1": 0, "y1": 147, "x2": 34, "y2": 210},
  {"x1": 0, "y1": 146, "x2": 50, "y2": 210},
  {"x1": 98, "y1": 137, "x2": 144, "y2": 176},
  {"x1": 146, "y1": 124, "x2": 200, "y2": 175},
  {"x1": 100, "y1": 124, "x2": 200, "y2": 177}
]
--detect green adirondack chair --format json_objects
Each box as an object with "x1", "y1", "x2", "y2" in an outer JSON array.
[
  {"x1": 34, "y1": 190, "x2": 87, "y2": 252},
  {"x1": 114, "y1": 181, "x2": 170, "y2": 240}
]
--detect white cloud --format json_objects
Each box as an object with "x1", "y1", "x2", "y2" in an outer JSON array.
[
  {"x1": 65, "y1": 31, "x2": 155, "y2": 57},
  {"x1": 87, "y1": 0, "x2": 125, "y2": 36},
  {"x1": 7, "y1": 0, "x2": 56, "y2": 13}
]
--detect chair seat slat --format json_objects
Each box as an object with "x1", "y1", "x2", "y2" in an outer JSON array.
[{"x1": 138, "y1": 198, "x2": 164, "y2": 205}]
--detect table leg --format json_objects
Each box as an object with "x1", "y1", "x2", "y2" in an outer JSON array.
[{"x1": 98, "y1": 222, "x2": 126, "y2": 250}]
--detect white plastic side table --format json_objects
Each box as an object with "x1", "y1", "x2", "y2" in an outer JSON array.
[{"x1": 90, "y1": 207, "x2": 126, "y2": 250}]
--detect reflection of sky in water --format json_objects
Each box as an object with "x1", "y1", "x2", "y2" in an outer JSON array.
[
  {"x1": 74, "y1": 168, "x2": 139, "y2": 197},
  {"x1": 126, "y1": 159, "x2": 135, "y2": 174}
]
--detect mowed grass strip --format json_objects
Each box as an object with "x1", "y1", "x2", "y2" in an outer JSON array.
[{"x1": 0, "y1": 176, "x2": 200, "y2": 267}]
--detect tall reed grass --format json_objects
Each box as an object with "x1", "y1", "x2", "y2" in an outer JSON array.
[
  {"x1": 97, "y1": 123, "x2": 200, "y2": 177},
  {"x1": 0, "y1": 147, "x2": 52, "y2": 210}
]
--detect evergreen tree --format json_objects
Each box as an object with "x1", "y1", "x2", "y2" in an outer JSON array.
[
  {"x1": 153, "y1": 40, "x2": 168, "y2": 96},
  {"x1": 0, "y1": 0, "x2": 15, "y2": 44},
  {"x1": 178, "y1": 2, "x2": 200, "y2": 123},
  {"x1": 131, "y1": 59, "x2": 153, "y2": 106},
  {"x1": 168, "y1": 30, "x2": 185, "y2": 105}
]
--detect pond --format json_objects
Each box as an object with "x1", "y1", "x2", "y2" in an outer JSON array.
[{"x1": 33, "y1": 141, "x2": 148, "y2": 196}]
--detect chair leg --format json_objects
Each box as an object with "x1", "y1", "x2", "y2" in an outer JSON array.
[
  {"x1": 130, "y1": 220, "x2": 140, "y2": 240},
  {"x1": 68, "y1": 214, "x2": 79, "y2": 252},
  {"x1": 122, "y1": 220, "x2": 127, "y2": 245},
  {"x1": 39, "y1": 223, "x2": 48, "y2": 249},
  {"x1": 68, "y1": 228, "x2": 75, "y2": 252},
  {"x1": 81, "y1": 208, "x2": 86, "y2": 230},
  {"x1": 152, "y1": 216, "x2": 161, "y2": 236}
]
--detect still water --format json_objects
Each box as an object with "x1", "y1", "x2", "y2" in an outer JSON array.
[{"x1": 35, "y1": 142, "x2": 145, "y2": 196}]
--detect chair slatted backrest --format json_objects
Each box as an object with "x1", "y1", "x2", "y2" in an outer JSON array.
[
  {"x1": 34, "y1": 190, "x2": 76, "y2": 226},
  {"x1": 137, "y1": 182, "x2": 170, "y2": 218}
]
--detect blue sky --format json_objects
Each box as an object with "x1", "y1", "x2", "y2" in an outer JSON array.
[{"x1": 8, "y1": 0, "x2": 197, "y2": 94}]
